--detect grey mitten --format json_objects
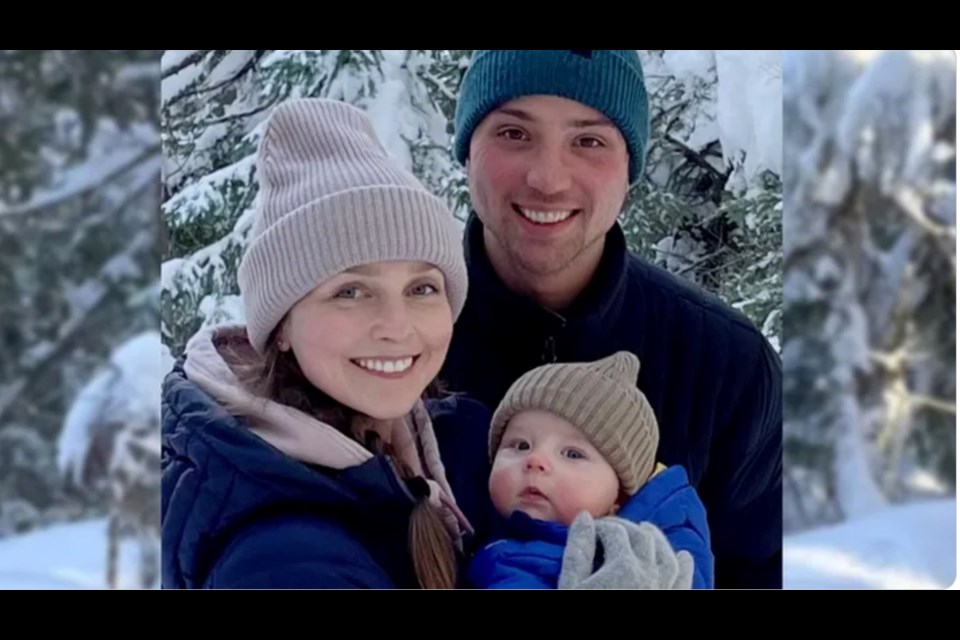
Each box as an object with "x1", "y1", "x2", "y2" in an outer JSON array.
[
  {"x1": 610, "y1": 514, "x2": 695, "y2": 589},
  {"x1": 559, "y1": 512, "x2": 695, "y2": 590}
]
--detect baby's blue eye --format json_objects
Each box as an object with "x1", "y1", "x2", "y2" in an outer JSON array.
[{"x1": 563, "y1": 448, "x2": 585, "y2": 460}]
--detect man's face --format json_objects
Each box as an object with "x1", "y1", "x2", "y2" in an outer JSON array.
[{"x1": 466, "y1": 94, "x2": 630, "y2": 281}]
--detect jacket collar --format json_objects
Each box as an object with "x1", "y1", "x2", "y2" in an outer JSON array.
[
  {"x1": 497, "y1": 509, "x2": 570, "y2": 544},
  {"x1": 460, "y1": 212, "x2": 634, "y2": 341},
  {"x1": 178, "y1": 324, "x2": 474, "y2": 541}
]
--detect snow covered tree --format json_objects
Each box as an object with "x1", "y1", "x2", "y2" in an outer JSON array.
[
  {"x1": 0, "y1": 50, "x2": 162, "y2": 538},
  {"x1": 623, "y1": 51, "x2": 783, "y2": 351},
  {"x1": 782, "y1": 50, "x2": 955, "y2": 531},
  {"x1": 57, "y1": 330, "x2": 170, "y2": 589}
]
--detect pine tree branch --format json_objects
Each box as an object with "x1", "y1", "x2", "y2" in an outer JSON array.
[
  {"x1": 676, "y1": 246, "x2": 733, "y2": 276},
  {"x1": 691, "y1": 252, "x2": 755, "y2": 279},
  {"x1": 162, "y1": 100, "x2": 276, "y2": 191},
  {"x1": 1, "y1": 142, "x2": 161, "y2": 217},
  {"x1": 420, "y1": 71, "x2": 457, "y2": 102},
  {"x1": 164, "y1": 51, "x2": 266, "y2": 110},
  {"x1": 654, "y1": 99, "x2": 690, "y2": 128},
  {"x1": 197, "y1": 98, "x2": 277, "y2": 128},
  {"x1": 663, "y1": 133, "x2": 727, "y2": 182},
  {"x1": 161, "y1": 50, "x2": 209, "y2": 80},
  {"x1": 69, "y1": 160, "x2": 159, "y2": 252},
  {"x1": 0, "y1": 231, "x2": 153, "y2": 426}
]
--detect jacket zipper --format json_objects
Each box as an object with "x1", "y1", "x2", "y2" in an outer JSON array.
[{"x1": 541, "y1": 308, "x2": 567, "y2": 364}]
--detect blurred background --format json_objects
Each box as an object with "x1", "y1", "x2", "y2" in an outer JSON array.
[
  {"x1": 0, "y1": 51, "x2": 166, "y2": 588},
  {"x1": 782, "y1": 50, "x2": 955, "y2": 588},
  {"x1": 0, "y1": 50, "x2": 954, "y2": 589}
]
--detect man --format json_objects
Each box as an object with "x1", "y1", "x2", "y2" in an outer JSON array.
[{"x1": 439, "y1": 50, "x2": 783, "y2": 589}]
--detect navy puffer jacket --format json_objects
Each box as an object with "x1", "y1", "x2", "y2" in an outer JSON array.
[{"x1": 161, "y1": 346, "x2": 497, "y2": 589}]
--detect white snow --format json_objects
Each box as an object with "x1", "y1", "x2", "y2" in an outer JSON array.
[
  {"x1": 0, "y1": 499, "x2": 953, "y2": 590},
  {"x1": 163, "y1": 153, "x2": 256, "y2": 225},
  {"x1": 117, "y1": 62, "x2": 160, "y2": 84},
  {"x1": 640, "y1": 50, "x2": 782, "y2": 192},
  {"x1": 57, "y1": 368, "x2": 114, "y2": 483},
  {"x1": 714, "y1": 50, "x2": 783, "y2": 188},
  {"x1": 205, "y1": 51, "x2": 255, "y2": 88},
  {"x1": 1, "y1": 143, "x2": 156, "y2": 216},
  {"x1": 0, "y1": 519, "x2": 146, "y2": 589},
  {"x1": 837, "y1": 50, "x2": 956, "y2": 187},
  {"x1": 161, "y1": 50, "x2": 199, "y2": 76},
  {"x1": 784, "y1": 498, "x2": 956, "y2": 589},
  {"x1": 833, "y1": 394, "x2": 888, "y2": 519},
  {"x1": 199, "y1": 293, "x2": 245, "y2": 326},
  {"x1": 662, "y1": 50, "x2": 716, "y2": 87},
  {"x1": 164, "y1": 221, "x2": 247, "y2": 295},
  {"x1": 365, "y1": 50, "x2": 415, "y2": 171},
  {"x1": 161, "y1": 257, "x2": 185, "y2": 291},
  {"x1": 20, "y1": 340, "x2": 54, "y2": 368},
  {"x1": 57, "y1": 331, "x2": 168, "y2": 483},
  {"x1": 162, "y1": 53, "x2": 204, "y2": 108}
]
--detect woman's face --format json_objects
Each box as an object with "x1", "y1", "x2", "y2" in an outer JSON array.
[{"x1": 278, "y1": 260, "x2": 454, "y2": 420}]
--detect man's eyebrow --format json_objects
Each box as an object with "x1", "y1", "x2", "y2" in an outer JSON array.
[
  {"x1": 492, "y1": 107, "x2": 615, "y2": 130},
  {"x1": 569, "y1": 117, "x2": 616, "y2": 129},
  {"x1": 493, "y1": 107, "x2": 533, "y2": 122}
]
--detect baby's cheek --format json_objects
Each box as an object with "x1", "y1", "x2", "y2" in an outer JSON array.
[
  {"x1": 488, "y1": 466, "x2": 515, "y2": 516},
  {"x1": 549, "y1": 485, "x2": 582, "y2": 525},
  {"x1": 551, "y1": 479, "x2": 606, "y2": 525}
]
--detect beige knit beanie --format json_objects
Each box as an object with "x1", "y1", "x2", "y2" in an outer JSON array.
[
  {"x1": 237, "y1": 97, "x2": 468, "y2": 353},
  {"x1": 489, "y1": 351, "x2": 659, "y2": 494}
]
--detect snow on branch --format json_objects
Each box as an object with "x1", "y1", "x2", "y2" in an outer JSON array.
[
  {"x1": 164, "y1": 51, "x2": 265, "y2": 110},
  {"x1": 0, "y1": 229, "x2": 154, "y2": 425},
  {"x1": 0, "y1": 142, "x2": 160, "y2": 217},
  {"x1": 891, "y1": 186, "x2": 956, "y2": 240},
  {"x1": 161, "y1": 50, "x2": 208, "y2": 80}
]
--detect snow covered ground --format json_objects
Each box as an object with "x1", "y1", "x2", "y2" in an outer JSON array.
[
  {"x1": 0, "y1": 519, "x2": 150, "y2": 589},
  {"x1": 0, "y1": 498, "x2": 953, "y2": 589},
  {"x1": 784, "y1": 498, "x2": 956, "y2": 589}
]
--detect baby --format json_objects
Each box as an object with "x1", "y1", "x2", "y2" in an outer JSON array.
[{"x1": 468, "y1": 351, "x2": 714, "y2": 589}]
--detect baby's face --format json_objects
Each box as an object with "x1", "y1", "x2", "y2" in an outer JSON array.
[{"x1": 489, "y1": 410, "x2": 620, "y2": 525}]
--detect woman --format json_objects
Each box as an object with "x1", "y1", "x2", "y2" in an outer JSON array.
[{"x1": 161, "y1": 97, "x2": 496, "y2": 588}]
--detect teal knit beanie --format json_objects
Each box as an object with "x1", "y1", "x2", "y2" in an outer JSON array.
[{"x1": 454, "y1": 50, "x2": 650, "y2": 185}]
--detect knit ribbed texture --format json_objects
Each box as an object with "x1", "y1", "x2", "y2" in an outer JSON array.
[
  {"x1": 489, "y1": 351, "x2": 659, "y2": 494},
  {"x1": 454, "y1": 50, "x2": 650, "y2": 184},
  {"x1": 237, "y1": 98, "x2": 468, "y2": 353}
]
